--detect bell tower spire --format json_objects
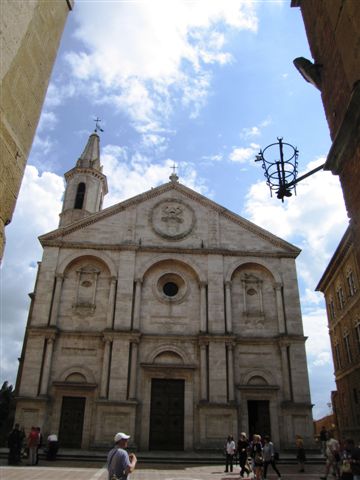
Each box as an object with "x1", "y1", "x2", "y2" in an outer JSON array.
[{"x1": 59, "y1": 129, "x2": 108, "y2": 227}]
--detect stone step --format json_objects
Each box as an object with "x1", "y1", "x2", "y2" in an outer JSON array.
[{"x1": 0, "y1": 448, "x2": 326, "y2": 465}]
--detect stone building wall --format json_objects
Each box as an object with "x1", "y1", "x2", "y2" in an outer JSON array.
[
  {"x1": 317, "y1": 227, "x2": 360, "y2": 441},
  {"x1": 291, "y1": 0, "x2": 360, "y2": 282},
  {"x1": 15, "y1": 179, "x2": 314, "y2": 451},
  {"x1": 0, "y1": 0, "x2": 73, "y2": 260}
]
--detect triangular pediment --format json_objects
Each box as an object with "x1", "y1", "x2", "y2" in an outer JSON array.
[{"x1": 39, "y1": 180, "x2": 300, "y2": 255}]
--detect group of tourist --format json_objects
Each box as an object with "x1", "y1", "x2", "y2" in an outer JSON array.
[
  {"x1": 224, "y1": 433, "x2": 281, "y2": 480},
  {"x1": 7, "y1": 422, "x2": 360, "y2": 480},
  {"x1": 7, "y1": 424, "x2": 59, "y2": 465},
  {"x1": 318, "y1": 428, "x2": 360, "y2": 480}
]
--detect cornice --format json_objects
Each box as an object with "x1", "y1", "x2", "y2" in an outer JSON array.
[
  {"x1": 316, "y1": 226, "x2": 353, "y2": 291},
  {"x1": 40, "y1": 240, "x2": 298, "y2": 259},
  {"x1": 39, "y1": 181, "x2": 299, "y2": 254}
]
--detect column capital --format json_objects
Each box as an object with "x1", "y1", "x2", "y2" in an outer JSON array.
[
  {"x1": 225, "y1": 340, "x2": 235, "y2": 349},
  {"x1": 135, "y1": 278, "x2": 143, "y2": 285},
  {"x1": 55, "y1": 273, "x2": 64, "y2": 280},
  {"x1": 274, "y1": 282, "x2": 283, "y2": 291},
  {"x1": 110, "y1": 276, "x2": 117, "y2": 283},
  {"x1": 225, "y1": 280, "x2": 232, "y2": 288},
  {"x1": 278, "y1": 338, "x2": 290, "y2": 348},
  {"x1": 199, "y1": 281, "x2": 207, "y2": 289}
]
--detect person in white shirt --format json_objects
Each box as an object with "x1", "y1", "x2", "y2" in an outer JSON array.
[
  {"x1": 46, "y1": 433, "x2": 58, "y2": 460},
  {"x1": 320, "y1": 431, "x2": 340, "y2": 480},
  {"x1": 224, "y1": 435, "x2": 236, "y2": 473}
]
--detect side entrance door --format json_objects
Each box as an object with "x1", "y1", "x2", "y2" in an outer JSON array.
[
  {"x1": 58, "y1": 396, "x2": 86, "y2": 448},
  {"x1": 248, "y1": 400, "x2": 271, "y2": 437},
  {"x1": 149, "y1": 379, "x2": 184, "y2": 450}
]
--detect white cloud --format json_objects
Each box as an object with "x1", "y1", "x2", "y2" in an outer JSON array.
[
  {"x1": 229, "y1": 142, "x2": 260, "y2": 163},
  {"x1": 45, "y1": 82, "x2": 76, "y2": 108},
  {"x1": 0, "y1": 166, "x2": 64, "y2": 384},
  {"x1": 101, "y1": 144, "x2": 208, "y2": 206},
  {"x1": 241, "y1": 126, "x2": 260, "y2": 138},
  {"x1": 240, "y1": 117, "x2": 272, "y2": 139},
  {"x1": 32, "y1": 135, "x2": 55, "y2": 156},
  {"x1": 243, "y1": 158, "x2": 348, "y2": 419},
  {"x1": 60, "y1": 1, "x2": 258, "y2": 140},
  {"x1": 37, "y1": 111, "x2": 58, "y2": 133},
  {"x1": 201, "y1": 153, "x2": 223, "y2": 163}
]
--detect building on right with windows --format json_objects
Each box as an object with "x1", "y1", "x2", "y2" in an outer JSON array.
[{"x1": 316, "y1": 226, "x2": 360, "y2": 442}]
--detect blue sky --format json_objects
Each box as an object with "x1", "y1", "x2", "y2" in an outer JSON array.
[{"x1": 0, "y1": 0, "x2": 348, "y2": 420}]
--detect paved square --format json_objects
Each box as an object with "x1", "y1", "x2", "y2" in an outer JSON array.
[{"x1": 1, "y1": 462, "x2": 325, "y2": 480}]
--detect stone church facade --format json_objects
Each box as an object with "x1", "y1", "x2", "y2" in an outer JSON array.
[{"x1": 15, "y1": 132, "x2": 314, "y2": 451}]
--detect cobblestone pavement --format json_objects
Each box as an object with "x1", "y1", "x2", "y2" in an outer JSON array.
[{"x1": 1, "y1": 462, "x2": 326, "y2": 480}]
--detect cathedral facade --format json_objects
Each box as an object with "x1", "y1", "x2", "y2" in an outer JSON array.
[{"x1": 15, "y1": 132, "x2": 314, "y2": 451}]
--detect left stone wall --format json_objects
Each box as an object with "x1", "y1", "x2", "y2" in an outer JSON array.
[{"x1": 0, "y1": 0, "x2": 73, "y2": 261}]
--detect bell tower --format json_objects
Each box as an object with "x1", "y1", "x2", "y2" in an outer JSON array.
[{"x1": 59, "y1": 131, "x2": 108, "y2": 227}]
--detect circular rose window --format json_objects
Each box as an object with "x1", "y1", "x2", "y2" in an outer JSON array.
[{"x1": 156, "y1": 273, "x2": 187, "y2": 302}]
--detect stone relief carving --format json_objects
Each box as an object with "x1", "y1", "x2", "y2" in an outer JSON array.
[
  {"x1": 72, "y1": 264, "x2": 100, "y2": 316},
  {"x1": 150, "y1": 199, "x2": 195, "y2": 240}
]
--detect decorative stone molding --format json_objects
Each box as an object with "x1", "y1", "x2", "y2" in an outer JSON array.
[
  {"x1": 150, "y1": 198, "x2": 196, "y2": 240},
  {"x1": 39, "y1": 181, "x2": 299, "y2": 253}
]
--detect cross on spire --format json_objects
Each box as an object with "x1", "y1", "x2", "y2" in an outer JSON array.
[
  {"x1": 94, "y1": 117, "x2": 104, "y2": 133},
  {"x1": 169, "y1": 163, "x2": 179, "y2": 183}
]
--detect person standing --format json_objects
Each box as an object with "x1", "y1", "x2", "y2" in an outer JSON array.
[
  {"x1": 46, "y1": 433, "x2": 59, "y2": 460},
  {"x1": 344, "y1": 438, "x2": 360, "y2": 480},
  {"x1": 320, "y1": 431, "x2": 340, "y2": 480},
  {"x1": 263, "y1": 435, "x2": 281, "y2": 480},
  {"x1": 224, "y1": 435, "x2": 236, "y2": 473},
  {"x1": 251, "y1": 434, "x2": 264, "y2": 480},
  {"x1": 320, "y1": 427, "x2": 328, "y2": 457},
  {"x1": 107, "y1": 432, "x2": 137, "y2": 480},
  {"x1": 296, "y1": 434, "x2": 306, "y2": 473},
  {"x1": 27, "y1": 426, "x2": 39, "y2": 466},
  {"x1": 35, "y1": 427, "x2": 42, "y2": 465},
  {"x1": 238, "y1": 432, "x2": 250, "y2": 478},
  {"x1": 7, "y1": 423, "x2": 22, "y2": 465}
]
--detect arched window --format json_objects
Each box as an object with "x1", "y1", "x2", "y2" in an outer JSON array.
[{"x1": 74, "y1": 183, "x2": 86, "y2": 209}]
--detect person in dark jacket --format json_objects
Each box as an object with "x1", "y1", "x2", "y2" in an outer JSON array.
[
  {"x1": 237, "y1": 432, "x2": 250, "y2": 477},
  {"x1": 251, "y1": 434, "x2": 264, "y2": 480},
  {"x1": 7, "y1": 424, "x2": 22, "y2": 465},
  {"x1": 344, "y1": 439, "x2": 360, "y2": 480},
  {"x1": 263, "y1": 435, "x2": 281, "y2": 480}
]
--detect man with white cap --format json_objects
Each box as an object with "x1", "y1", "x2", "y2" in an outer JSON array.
[{"x1": 107, "y1": 432, "x2": 137, "y2": 480}]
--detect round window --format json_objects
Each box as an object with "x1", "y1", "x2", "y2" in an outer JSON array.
[
  {"x1": 163, "y1": 282, "x2": 179, "y2": 297},
  {"x1": 156, "y1": 272, "x2": 187, "y2": 303}
]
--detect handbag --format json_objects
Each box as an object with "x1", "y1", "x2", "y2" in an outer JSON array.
[{"x1": 341, "y1": 460, "x2": 352, "y2": 474}]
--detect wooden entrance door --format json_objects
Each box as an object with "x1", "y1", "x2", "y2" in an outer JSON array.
[
  {"x1": 59, "y1": 396, "x2": 86, "y2": 448},
  {"x1": 149, "y1": 379, "x2": 184, "y2": 450},
  {"x1": 248, "y1": 400, "x2": 271, "y2": 437}
]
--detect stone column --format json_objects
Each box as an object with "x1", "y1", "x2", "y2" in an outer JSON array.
[
  {"x1": 100, "y1": 339, "x2": 111, "y2": 398},
  {"x1": 40, "y1": 337, "x2": 54, "y2": 395},
  {"x1": 200, "y1": 282, "x2": 207, "y2": 332},
  {"x1": 106, "y1": 277, "x2": 117, "y2": 329},
  {"x1": 259, "y1": 282, "x2": 264, "y2": 313},
  {"x1": 199, "y1": 342, "x2": 208, "y2": 401},
  {"x1": 280, "y1": 344, "x2": 291, "y2": 400},
  {"x1": 225, "y1": 281, "x2": 232, "y2": 333},
  {"x1": 128, "y1": 341, "x2": 139, "y2": 399},
  {"x1": 49, "y1": 274, "x2": 63, "y2": 326},
  {"x1": 226, "y1": 342, "x2": 235, "y2": 402},
  {"x1": 132, "y1": 279, "x2": 142, "y2": 330},
  {"x1": 275, "y1": 283, "x2": 286, "y2": 333},
  {"x1": 241, "y1": 279, "x2": 247, "y2": 314}
]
